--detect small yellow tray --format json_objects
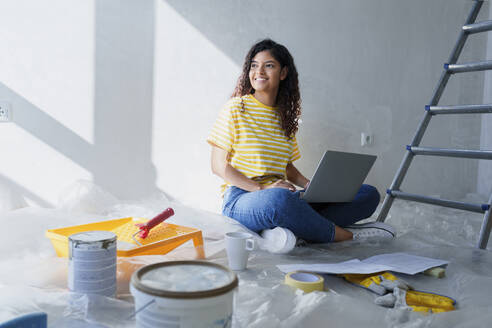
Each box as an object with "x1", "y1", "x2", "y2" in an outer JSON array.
[{"x1": 45, "y1": 217, "x2": 205, "y2": 258}]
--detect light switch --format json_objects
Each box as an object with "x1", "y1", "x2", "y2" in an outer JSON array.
[{"x1": 0, "y1": 101, "x2": 12, "y2": 122}]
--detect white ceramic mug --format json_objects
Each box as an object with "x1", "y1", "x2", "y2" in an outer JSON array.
[{"x1": 225, "y1": 232, "x2": 255, "y2": 271}]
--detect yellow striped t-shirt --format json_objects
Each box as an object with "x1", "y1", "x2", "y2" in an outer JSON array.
[{"x1": 207, "y1": 94, "x2": 301, "y2": 194}]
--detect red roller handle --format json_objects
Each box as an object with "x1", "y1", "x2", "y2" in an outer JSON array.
[{"x1": 135, "y1": 208, "x2": 174, "y2": 239}]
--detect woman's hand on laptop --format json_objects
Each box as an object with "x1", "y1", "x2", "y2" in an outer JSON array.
[
  {"x1": 304, "y1": 180, "x2": 310, "y2": 190},
  {"x1": 262, "y1": 180, "x2": 296, "y2": 192}
]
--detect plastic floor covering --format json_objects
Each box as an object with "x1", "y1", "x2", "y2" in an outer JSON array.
[{"x1": 0, "y1": 186, "x2": 491, "y2": 327}]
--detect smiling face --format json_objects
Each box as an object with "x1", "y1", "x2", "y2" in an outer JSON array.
[{"x1": 248, "y1": 50, "x2": 287, "y2": 98}]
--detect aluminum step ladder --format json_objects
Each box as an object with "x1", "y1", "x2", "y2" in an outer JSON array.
[{"x1": 377, "y1": 0, "x2": 492, "y2": 249}]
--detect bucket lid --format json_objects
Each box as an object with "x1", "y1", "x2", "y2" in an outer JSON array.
[{"x1": 131, "y1": 261, "x2": 238, "y2": 299}]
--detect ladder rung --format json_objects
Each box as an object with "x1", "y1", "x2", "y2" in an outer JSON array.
[
  {"x1": 444, "y1": 60, "x2": 492, "y2": 73},
  {"x1": 425, "y1": 104, "x2": 492, "y2": 115},
  {"x1": 407, "y1": 146, "x2": 492, "y2": 159},
  {"x1": 463, "y1": 20, "x2": 492, "y2": 34},
  {"x1": 387, "y1": 190, "x2": 489, "y2": 214}
]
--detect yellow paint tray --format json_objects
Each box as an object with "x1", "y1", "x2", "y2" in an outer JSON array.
[{"x1": 45, "y1": 217, "x2": 204, "y2": 258}]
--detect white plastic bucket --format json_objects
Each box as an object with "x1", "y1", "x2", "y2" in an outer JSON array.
[
  {"x1": 68, "y1": 231, "x2": 117, "y2": 297},
  {"x1": 130, "y1": 261, "x2": 238, "y2": 328}
]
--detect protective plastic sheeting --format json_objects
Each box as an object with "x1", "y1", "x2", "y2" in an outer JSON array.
[{"x1": 0, "y1": 182, "x2": 491, "y2": 327}]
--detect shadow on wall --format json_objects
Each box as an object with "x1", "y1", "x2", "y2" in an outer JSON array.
[
  {"x1": 0, "y1": 172, "x2": 52, "y2": 208},
  {"x1": 162, "y1": 0, "x2": 489, "y2": 202},
  {"x1": 1, "y1": 0, "x2": 164, "y2": 204},
  {"x1": 162, "y1": 0, "x2": 281, "y2": 66},
  {"x1": 93, "y1": 0, "x2": 159, "y2": 200},
  {"x1": 0, "y1": 81, "x2": 92, "y2": 207}
]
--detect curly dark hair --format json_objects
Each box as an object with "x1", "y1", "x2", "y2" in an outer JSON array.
[{"x1": 232, "y1": 39, "x2": 301, "y2": 139}]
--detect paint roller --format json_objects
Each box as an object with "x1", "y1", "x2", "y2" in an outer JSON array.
[{"x1": 132, "y1": 208, "x2": 175, "y2": 246}]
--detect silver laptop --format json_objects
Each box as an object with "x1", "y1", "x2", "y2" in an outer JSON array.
[{"x1": 300, "y1": 150, "x2": 376, "y2": 203}]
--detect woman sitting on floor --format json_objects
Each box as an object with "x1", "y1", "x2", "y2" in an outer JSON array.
[{"x1": 207, "y1": 39, "x2": 395, "y2": 250}]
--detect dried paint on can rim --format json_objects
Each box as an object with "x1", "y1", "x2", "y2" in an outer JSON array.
[{"x1": 69, "y1": 231, "x2": 117, "y2": 258}]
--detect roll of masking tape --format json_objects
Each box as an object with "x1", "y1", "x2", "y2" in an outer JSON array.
[{"x1": 285, "y1": 271, "x2": 324, "y2": 293}]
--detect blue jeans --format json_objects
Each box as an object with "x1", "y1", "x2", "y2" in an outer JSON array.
[{"x1": 222, "y1": 184, "x2": 380, "y2": 243}]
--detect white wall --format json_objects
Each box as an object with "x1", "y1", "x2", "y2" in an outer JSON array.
[
  {"x1": 0, "y1": 0, "x2": 489, "y2": 213},
  {"x1": 0, "y1": 0, "x2": 158, "y2": 207},
  {"x1": 0, "y1": 0, "x2": 95, "y2": 207},
  {"x1": 154, "y1": 0, "x2": 489, "y2": 211},
  {"x1": 478, "y1": 1, "x2": 492, "y2": 198}
]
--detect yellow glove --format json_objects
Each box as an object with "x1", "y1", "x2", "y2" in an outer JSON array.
[
  {"x1": 341, "y1": 271, "x2": 410, "y2": 296},
  {"x1": 375, "y1": 287, "x2": 456, "y2": 313}
]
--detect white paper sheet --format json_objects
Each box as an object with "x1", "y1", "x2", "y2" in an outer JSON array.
[{"x1": 277, "y1": 252, "x2": 449, "y2": 275}]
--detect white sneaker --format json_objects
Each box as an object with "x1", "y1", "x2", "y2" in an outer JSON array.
[
  {"x1": 346, "y1": 222, "x2": 396, "y2": 240},
  {"x1": 260, "y1": 227, "x2": 297, "y2": 254}
]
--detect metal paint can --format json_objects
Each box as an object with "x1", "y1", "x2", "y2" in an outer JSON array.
[
  {"x1": 68, "y1": 231, "x2": 117, "y2": 297},
  {"x1": 130, "y1": 261, "x2": 238, "y2": 328}
]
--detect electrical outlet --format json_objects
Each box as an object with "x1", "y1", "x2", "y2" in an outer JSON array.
[
  {"x1": 361, "y1": 133, "x2": 373, "y2": 147},
  {"x1": 0, "y1": 101, "x2": 12, "y2": 122}
]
